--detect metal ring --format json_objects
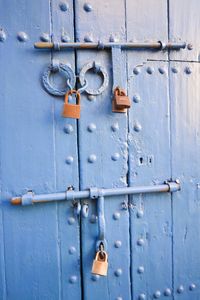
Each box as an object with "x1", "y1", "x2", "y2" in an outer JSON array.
[
  {"x1": 79, "y1": 61, "x2": 109, "y2": 95},
  {"x1": 42, "y1": 63, "x2": 76, "y2": 96}
]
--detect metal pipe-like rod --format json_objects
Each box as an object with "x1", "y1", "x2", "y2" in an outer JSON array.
[
  {"x1": 34, "y1": 41, "x2": 186, "y2": 51},
  {"x1": 11, "y1": 181, "x2": 180, "y2": 206}
]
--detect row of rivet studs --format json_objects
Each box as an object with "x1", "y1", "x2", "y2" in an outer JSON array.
[{"x1": 133, "y1": 66, "x2": 192, "y2": 75}]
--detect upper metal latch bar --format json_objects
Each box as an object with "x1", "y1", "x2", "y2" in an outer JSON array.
[{"x1": 11, "y1": 180, "x2": 180, "y2": 206}]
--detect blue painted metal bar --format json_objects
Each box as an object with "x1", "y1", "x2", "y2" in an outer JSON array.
[
  {"x1": 34, "y1": 41, "x2": 186, "y2": 50},
  {"x1": 11, "y1": 181, "x2": 180, "y2": 206}
]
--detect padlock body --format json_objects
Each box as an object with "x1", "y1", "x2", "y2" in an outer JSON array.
[
  {"x1": 62, "y1": 103, "x2": 80, "y2": 119},
  {"x1": 112, "y1": 99, "x2": 126, "y2": 113},
  {"x1": 92, "y1": 259, "x2": 108, "y2": 276},
  {"x1": 115, "y1": 95, "x2": 131, "y2": 108}
]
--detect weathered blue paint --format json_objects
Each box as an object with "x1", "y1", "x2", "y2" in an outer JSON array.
[{"x1": 0, "y1": 1, "x2": 200, "y2": 299}]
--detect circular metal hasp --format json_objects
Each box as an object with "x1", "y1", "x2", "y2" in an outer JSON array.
[
  {"x1": 79, "y1": 61, "x2": 109, "y2": 95},
  {"x1": 42, "y1": 63, "x2": 76, "y2": 96}
]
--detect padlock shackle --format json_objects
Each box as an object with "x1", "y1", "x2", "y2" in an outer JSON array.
[
  {"x1": 114, "y1": 86, "x2": 126, "y2": 97},
  {"x1": 65, "y1": 90, "x2": 81, "y2": 105}
]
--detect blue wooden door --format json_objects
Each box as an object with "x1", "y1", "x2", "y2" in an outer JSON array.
[{"x1": 0, "y1": 1, "x2": 200, "y2": 300}]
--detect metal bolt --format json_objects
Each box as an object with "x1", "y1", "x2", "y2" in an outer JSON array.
[
  {"x1": 137, "y1": 266, "x2": 144, "y2": 274},
  {"x1": 158, "y1": 67, "x2": 165, "y2": 74},
  {"x1": 84, "y1": 35, "x2": 93, "y2": 42},
  {"x1": 91, "y1": 274, "x2": 100, "y2": 281},
  {"x1": 66, "y1": 156, "x2": 74, "y2": 165},
  {"x1": 88, "y1": 154, "x2": 97, "y2": 163},
  {"x1": 83, "y1": 3, "x2": 93, "y2": 12},
  {"x1": 113, "y1": 211, "x2": 121, "y2": 220},
  {"x1": 111, "y1": 153, "x2": 120, "y2": 161},
  {"x1": 64, "y1": 124, "x2": 74, "y2": 134},
  {"x1": 68, "y1": 246, "x2": 76, "y2": 255},
  {"x1": 109, "y1": 35, "x2": 119, "y2": 42},
  {"x1": 137, "y1": 238, "x2": 145, "y2": 246},
  {"x1": 114, "y1": 268, "x2": 123, "y2": 277},
  {"x1": 164, "y1": 288, "x2": 171, "y2": 296},
  {"x1": 138, "y1": 293, "x2": 146, "y2": 300},
  {"x1": 0, "y1": 29, "x2": 6, "y2": 42},
  {"x1": 137, "y1": 210, "x2": 144, "y2": 218},
  {"x1": 189, "y1": 283, "x2": 196, "y2": 291},
  {"x1": 146, "y1": 66, "x2": 154, "y2": 74},
  {"x1": 185, "y1": 66, "x2": 192, "y2": 74},
  {"x1": 87, "y1": 123, "x2": 96, "y2": 132},
  {"x1": 154, "y1": 291, "x2": 161, "y2": 298},
  {"x1": 40, "y1": 33, "x2": 50, "y2": 42},
  {"x1": 69, "y1": 275, "x2": 77, "y2": 284},
  {"x1": 114, "y1": 240, "x2": 122, "y2": 248},
  {"x1": 187, "y1": 43, "x2": 193, "y2": 50},
  {"x1": 133, "y1": 94, "x2": 141, "y2": 103},
  {"x1": 90, "y1": 214, "x2": 97, "y2": 223},
  {"x1": 59, "y1": 2, "x2": 69, "y2": 11},
  {"x1": 171, "y1": 67, "x2": 178, "y2": 74},
  {"x1": 111, "y1": 123, "x2": 119, "y2": 132},
  {"x1": 177, "y1": 285, "x2": 184, "y2": 294},
  {"x1": 133, "y1": 67, "x2": 140, "y2": 75},
  {"x1": 61, "y1": 34, "x2": 70, "y2": 42},
  {"x1": 17, "y1": 32, "x2": 29, "y2": 42},
  {"x1": 68, "y1": 217, "x2": 75, "y2": 225},
  {"x1": 134, "y1": 122, "x2": 142, "y2": 132},
  {"x1": 87, "y1": 95, "x2": 95, "y2": 101}
]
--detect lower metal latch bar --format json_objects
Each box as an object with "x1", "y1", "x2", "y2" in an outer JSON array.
[{"x1": 11, "y1": 180, "x2": 180, "y2": 206}]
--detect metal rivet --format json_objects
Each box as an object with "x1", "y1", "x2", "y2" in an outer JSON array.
[
  {"x1": 137, "y1": 238, "x2": 145, "y2": 246},
  {"x1": 164, "y1": 288, "x2": 171, "y2": 296},
  {"x1": 137, "y1": 210, "x2": 144, "y2": 218},
  {"x1": 134, "y1": 122, "x2": 142, "y2": 132},
  {"x1": 0, "y1": 29, "x2": 6, "y2": 42},
  {"x1": 158, "y1": 67, "x2": 165, "y2": 74},
  {"x1": 69, "y1": 275, "x2": 77, "y2": 284},
  {"x1": 17, "y1": 32, "x2": 29, "y2": 42},
  {"x1": 87, "y1": 123, "x2": 96, "y2": 132},
  {"x1": 138, "y1": 293, "x2": 146, "y2": 300},
  {"x1": 84, "y1": 35, "x2": 93, "y2": 42},
  {"x1": 87, "y1": 95, "x2": 96, "y2": 101},
  {"x1": 109, "y1": 35, "x2": 119, "y2": 42},
  {"x1": 114, "y1": 268, "x2": 122, "y2": 277},
  {"x1": 91, "y1": 274, "x2": 100, "y2": 281},
  {"x1": 187, "y1": 43, "x2": 193, "y2": 50},
  {"x1": 133, "y1": 67, "x2": 140, "y2": 75},
  {"x1": 189, "y1": 283, "x2": 196, "y2": 291},
  {"x1": 84, "y1": 3, "x2": 92, "y2": 12},
  {"x1": 68, "y1": 217, "x2": 75, "y2": 225},
  {"x1": 61, "y1": 34, "x2": 70, "y2": 42},
  {"x1": 90, "y1": 214, "x2": 97, "y2": 223},
  {"x1": 68, "y1": 246, "x2": 76, "y2": 255},
  {"x1": 111, "y1": 123, "x2": 119, "y2": 132},
  {"x1": 146, "y1": 66, "x2": 154, "y2": 74},
  {"x1": 114, "y1": 240, "x2": 122, "y2": 248},
  {"x1": 64, "y1": 125, "x2": 74, "y2": 134},
  {"x1": 154, "y1": 291, "x2": 161, "y2": 298},
  {"x1": 59, "y1": 2, "x2": 69, "y2": 11},
  {"x1": 40, "y1": 33, "x2": 50, "y2": 42},
  {"x1": 66, "y1": 156, "x2": 74, "y2": 164},
  {"x1": 88, "y1": 154, "x2": 96, "y2": 163},
  {"x1": 177, "y1": 285, "x2": 184, "y2": 294},
  {"x1": 133, "y1": 94, "x2": 141, "y2": 103},
  {"x1": 171, "y1": 67, "x2": 178, "y2": 73},
  {"x1": 137, "y1": 266, "x2": 144, "y2": 274},
  {"x1": 185, "y1": 66, "x2": 192, "y2": 74},
  {"x1": 113, "y1": 212, "x2": 120, "y2": 220},
  {"x1": 116, "y1": 297, "x2": 123, "y2": 300},
  {"x1": 111, "y1": 153, "x2": 120, "y2": 161}
]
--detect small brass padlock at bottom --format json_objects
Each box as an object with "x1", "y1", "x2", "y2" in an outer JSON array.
[
  {"x1": 92, "y1": 250, "x2": 108, "y2": 276},
  {"x1": 62, "y1": 90, "x2": 81, "y2": 119}
]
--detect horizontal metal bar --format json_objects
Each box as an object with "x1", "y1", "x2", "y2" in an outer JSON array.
[
  {"x1": 11, "y1": 181, "x2": 180, "y2": 206},
  {"x1": 34, "y1": 41, "x2": 186, "y2": 51}
]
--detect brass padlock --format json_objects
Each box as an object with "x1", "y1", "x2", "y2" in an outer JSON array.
[
  {"x1": 62, "y1": 90, "x2": 81, "y2": 119},
  {"x1": 92, "y1": 251, "x2": 108, "y2": 276},
  {"x1": 112, "y1": 87, "x2": 131, "y2": 113}
]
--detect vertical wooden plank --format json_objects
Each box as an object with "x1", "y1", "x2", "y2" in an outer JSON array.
[
  {"x1": 75, "y1": 0, "x2": 131, "y2": 299},
  {"x1": 126, "y1": 1, "x2": 172, "y2": 299},
  {"x1": 0, "y1": 207, "x2": 6, "y2": 299},
  {"x1": 169, "y1": 0, "x2": 200, "y2": 61},
  {"x1": 51, "y1": 1, "x2": 81, "y2": 299},
  {"x1": 0, "y1": 1, "x2": 60, "y2": 299},
  {"x1": 170, "y1": 62, "x2": 200, "y2": 300}
]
